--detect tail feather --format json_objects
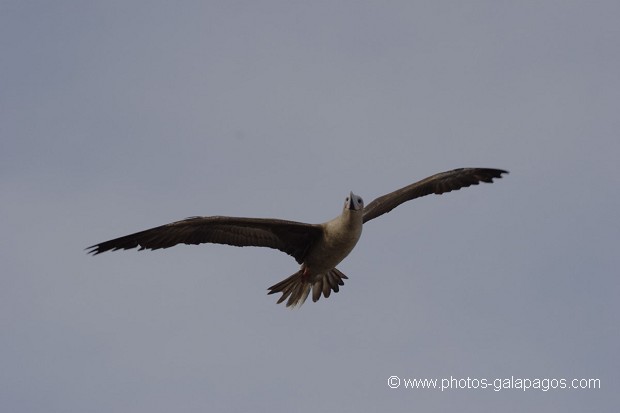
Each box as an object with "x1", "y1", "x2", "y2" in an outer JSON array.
[{"x1": 267, "y1": 268, "x2": 348, "y2": 308}]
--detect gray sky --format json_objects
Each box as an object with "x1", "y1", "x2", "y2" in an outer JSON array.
[{"x1": 2, "y1": 1, "x2": 618, "y2": 411}]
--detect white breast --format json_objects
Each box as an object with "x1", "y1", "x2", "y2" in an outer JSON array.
[{"x1": 304, "y1": 211, "x2": 363, "y2": 272}]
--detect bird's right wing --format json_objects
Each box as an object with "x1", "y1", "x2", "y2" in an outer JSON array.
[
  {"x1": 86, "y1": 216, "x2": 324, "y2": 264},
  {"x1": 363, "y1": 168, "x2": 508, "y2": 223}
]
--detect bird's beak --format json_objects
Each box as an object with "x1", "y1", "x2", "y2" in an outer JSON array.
[{"x1": 348, "y1": 191, "x2": 355, "y2": 210}]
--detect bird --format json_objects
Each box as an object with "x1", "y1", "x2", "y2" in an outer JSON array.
[{"x1": 87, "y1": 167, "x2": 507, "y2": 307}]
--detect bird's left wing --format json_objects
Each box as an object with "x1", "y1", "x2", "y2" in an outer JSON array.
[
  {"x1": 363, "y1": 168, "x2": 508, "y2": 223},
  {"x1": 86, "y1": 216, "x2": 323, "y2": 264}
]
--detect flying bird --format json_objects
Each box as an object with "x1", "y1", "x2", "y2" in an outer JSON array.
[{"x1": 87, "y1": 167, "x2": 507, "y2": 307}]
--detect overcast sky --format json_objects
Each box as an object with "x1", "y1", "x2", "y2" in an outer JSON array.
[{"x1": 2, "y1": 1, "x2": 618, "y2": 412}]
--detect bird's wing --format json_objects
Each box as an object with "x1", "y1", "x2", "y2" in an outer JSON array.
[
  {"x1": 362, "y1": 168, "x2": 508, "y2": 223},
  {"x1": 86, "y1": 216, "x2": 323, "y2": 264}
]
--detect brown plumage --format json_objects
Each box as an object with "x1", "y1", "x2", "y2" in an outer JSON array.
[
  {"x1": 362, "y1": 168, "x2": 507, "y2": 223},
  {"x1": 87, "y1": 167, "x2": 508, "y2": 307},
  {"x1": 87, "y1": 217, "x2": 323, "y2": 264}
]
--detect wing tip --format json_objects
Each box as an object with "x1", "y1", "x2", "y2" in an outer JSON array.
[
  {"x1": 85, "y1": 244, "x2": 105, "y2": 255},
  {"x1": 487, "y1": 168, "x2": 509, "y2": 176},
  {"x1": 474, "y1": 167, "x2": 509, "y2": 181}
]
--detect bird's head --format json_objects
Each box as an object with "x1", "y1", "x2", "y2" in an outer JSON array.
[{"x1": 344, "y1": 191, "x2": 364, "y2": 212}]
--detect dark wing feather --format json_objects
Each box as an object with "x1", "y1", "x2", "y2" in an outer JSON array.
[
  {"x1": 86, "y1": 216, "x2": 323, "y2": 264},
  {"x1": 363, "y1": 168, "x2": 508, "y2": 223}
]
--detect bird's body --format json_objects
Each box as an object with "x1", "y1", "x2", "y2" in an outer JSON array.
[
  {"x1": 305, "y1": 202, "x2": 363, "y2": 273},
  {"x1": 268, "y1": 198, "x2": 364, "y2": 306},
  {"x1": 87, "y1": 168, "x2": 507, "y2": 307}
]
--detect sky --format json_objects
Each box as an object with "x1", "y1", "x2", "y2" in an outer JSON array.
[{"x1": 2, "y1": 1, "x2": 619, "y2": 411}]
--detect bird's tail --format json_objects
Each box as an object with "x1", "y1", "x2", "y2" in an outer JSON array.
[{"x1": 267, "y1": 268, "x2": 348, "y2": 308}]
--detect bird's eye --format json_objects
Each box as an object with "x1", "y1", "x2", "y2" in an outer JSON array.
[{"x1": 345, "y1": 197, "x2": 349, "y2": 202}]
